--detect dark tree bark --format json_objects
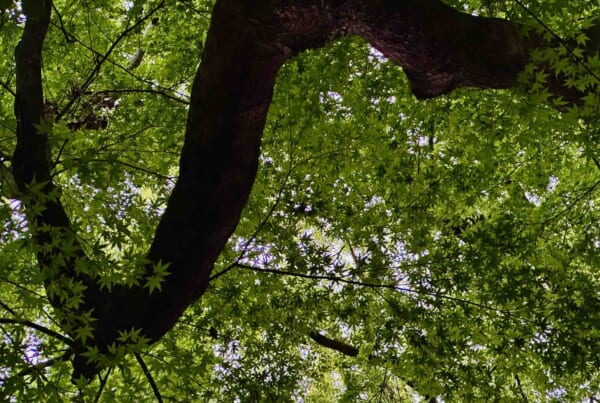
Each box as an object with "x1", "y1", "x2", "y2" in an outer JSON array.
[
  {"x1": 309, "y1": 331, "x2": 360, "y2": 357},
  {"x1": 308, "y1": 331, "x2": 438, "y2": 401},
  {"x1": 11, "y1": 0, "x2": 599, "y2": 380}
]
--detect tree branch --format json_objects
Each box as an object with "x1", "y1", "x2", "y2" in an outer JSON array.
[
  {"x1": 84, "y1": 89, "x2": 189, "y2": 105},
  {"x1": 135, "y1": 353, "x2": 163, "y2": 403},
  {"x1": 51, "y1": 3, "x2": 75, "y2": 44},
  {"x1": 14, "y1": 0, "x2": 599, "y2": 381},
  {"x1": 515, "y1": 375, "x2": 529, "y2": 402},
  {"x1": 309, "y1": 331, "x2": 359, "y2": 357},
  {"x1": 0, "y1": 79, "x2": 15, "y2": 98},
  {"x1": 48, "y1": 20, "x2": 189, "y2": 102},
  {"x1": 0, "y1": 318, "x2": 74, "y2": 346},
  {"x1": 0, "y1": 300, "x2": 17, "y2": 316},
  {"x1": 14, "y1": 349, "x2": 72, "y2": 378},
  {"x1": 56, "y1": 1, "x2": 166, "y2": 121},
  {"x1": 232, "y1": 262, "x2": 526, "y2": 321},
  {"x1": 513, "y1": 0, "x2": 600, "y2": 85},
  {"x1": 11, "y1": 0, "x2": 88, "y2": 279},
  {"x1": 232, "y1": 262, "x2": 407, "y2": 290},
  {"x1": 308, "y1": 331, "x2": 436, "y2": 401},
  {"x1": 65, "y1": 157, "x2": 175, "y2": 183},
  {"x1": 149, "y1": 3, "x2": 597, "y2": 367},
  {"x1": 93, "y1": 368, "x2": 112, "y2": 403},
  {"x1": 11, "y1": 0, "x2": 104, "y2": 379}
]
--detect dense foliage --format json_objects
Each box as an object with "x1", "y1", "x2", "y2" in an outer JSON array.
[{"x1": 1, "y1": 0, "x2": 599, "y2": 401}]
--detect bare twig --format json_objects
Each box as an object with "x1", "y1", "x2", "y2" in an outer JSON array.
[
  {"x1": 0, "y1": 80, "x2": 16, "y2": 97},
  {"x1": 233, "y1": 262, "x2": 410, "y2": 290},
  {"x1": 51, "y1": 3, "x2": 75, "y2": 44},
  {"x1": 209, "y1": 134, "x2": 295, "y2": 281},
  {"x1": 48, "y1": 20, "x2": 188, "y2": 102},
  {"x1": 57, "y1": 0, "x2": 167, "y2": 120},
  {"x1": 515, "y1": 375, "x2": 529, "y2": 402},
  {"x1": 15, "y1": 349, "x2": 72, "y2": 378},
  {"x1": 591, "y1": 155, "x2": 600, "y2": 172},
  {"x1": 56, "y1": 157, "x2": 175, "y2": 183},
  {"x1": 0, "y1": 274, "x2": 47, "y2": 299},
  {"x1": 93, "y1": 367, "x2": 112, "y2": 403},
  {"x1": 0, "y1": 318, "x2": 74, "y2": 347},
  {"x1": 0, "y1": 300, "x2": 17, "y2": 316},
  {"x1": 232, "y1": 262, "x2": 523, "y2": 318},
  {"x1": 135, "y1": 353, "x2": 163, "y2": 403},
  {"x1": 85, "y1": 88, "x2": 189, "y2": 105}
]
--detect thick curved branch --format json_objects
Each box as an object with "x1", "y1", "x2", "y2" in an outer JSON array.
[
  {"x1": 69, "y1": 0, "x2": 294, "y2": 381},
  {"x1": 16, "y1": 0, "x2": 598, "y2": 381},
  {"x1": 12, "y1": 1, "x2": 54, "y2": 190},
  {"x1": 147, "y1": 0, "x2": 597, "y2": 348},
  {"x1": 11, "y1": 0, "x2": 107, "y2": 379},
  {"x1": 11, "y1": 0, "x2": 94, "y2": 294}
]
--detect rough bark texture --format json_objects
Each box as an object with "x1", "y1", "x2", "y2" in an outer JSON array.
[{"x1": 11, "y1": 0, "x2": 598, "y2": 380}]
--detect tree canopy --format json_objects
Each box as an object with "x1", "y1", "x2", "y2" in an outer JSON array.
[{"x1": 1, "y1": 0, "x2": 599, "y2": 401}]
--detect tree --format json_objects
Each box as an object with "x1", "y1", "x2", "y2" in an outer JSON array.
[{"x1": 1, "y1": 0, "x2": 599, "y2": 400}]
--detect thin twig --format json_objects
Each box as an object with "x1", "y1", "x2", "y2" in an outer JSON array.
[
  {"x1": 540, "y1": 179, "x2": 600, "y2": 224},
  {"x1": 591, "y1": 155, "x2": 600, "y2": 172},
  {"x1": 375, "y1": 371, "x2": 390, "y2": 403},
  {"x1": 0, "y1": 318, "x2": 74, "y2": 347},
  {"x1": 135, "y1": 352, "x2": 163, "y2": 403},
  {"x1": 51, "y1": 3, "x2": 75, "y2": 43},
  {"x1": 57, "y1": 157, "x2": 175, "y2": 183},
  {"x1": 513, "y1": 0, "x2": 600, "y2": 84},
  {"x1": 209, "y1": 137, "x2": 295, "y2": 281},
  {"x1": 52, "y1": 124, "x2": 159, "y2": 172},
  {"x1": 85, "y1": 88, "x2": 189, "y2": 105},
  {"x1": 0, "y1": 300, "x2": 17, "y2": 316},
  {"x1": 0, "y1": 80, "x2": 16, "y2": 97},
  {"x1": 234, "y1": 262, "x2": 410, "y2": 289},
  {"x1": 515, "y1": 375, "x2": 529, "y2": 402},
  {"x1": 46, "y1": 20, "x2": 190, "y2": 104},
  {"x1": 51, "y1": 22, "x2": 189, "y2": 100},
  {"x1": 232, "y1": 262, "x2": 522, "y2": 317},
  {"x1": 0, "y1": 274, "x2": 50, "y2": 299},
  {"x1": 56, "y1": 0, "x2": 167, "y2": 121},
  {"x1": 51, "y1": 138, "x2": 69, "y2": 172},
  {"x1": 95, "y1": 125, "x2": 160, "y2": 152},
  {"x1": 93, "y1": 367, "x2": 112, "y2": 403},
  {"x1": 14, "y1": 349, "x2": 72, "y2": 378}
]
